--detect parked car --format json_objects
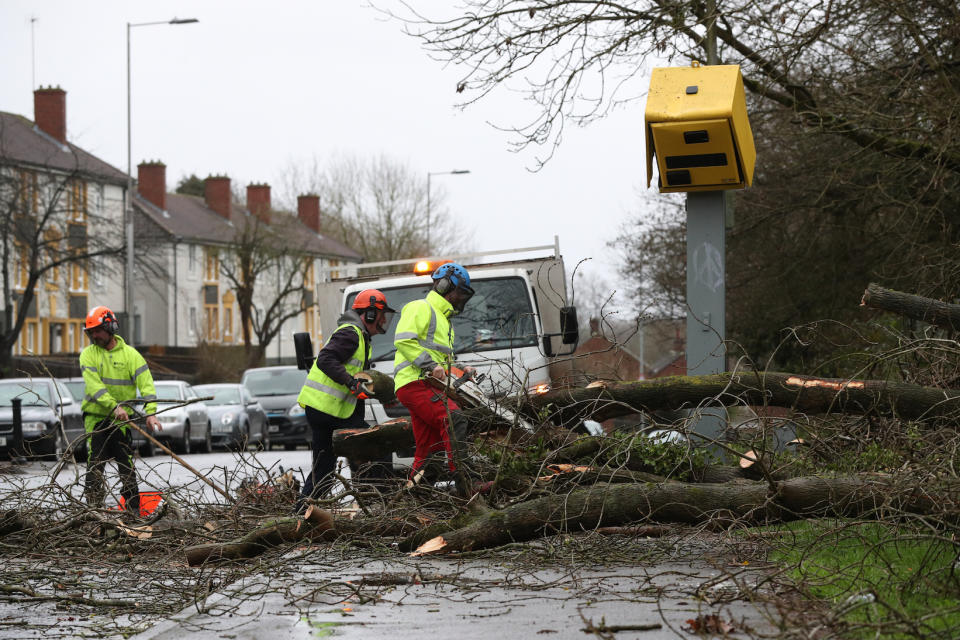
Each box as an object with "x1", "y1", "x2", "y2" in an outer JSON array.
[
  {"x1": 58, "y1": 376, "x2": 160, "y2": 459},
  {"x1": 0, "y1": 378, "x2": 82, "y2": 461},
  {"x1": 240, "y1": 366, "x2": 308, "y2": 450},
  {"x1": 193, "y1": 383, "x2": 269, "y2": 451},
  {"x1": 59, "y1": 376, "x2": 86, "y2": 404},
  {"x1": 153, "y1": 380, "x2": 212, "y2": 454}
]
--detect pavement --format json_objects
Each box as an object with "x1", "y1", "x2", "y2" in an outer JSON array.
[{"x1": 131, "y1": 539, "x2": 783, "y2": 640}]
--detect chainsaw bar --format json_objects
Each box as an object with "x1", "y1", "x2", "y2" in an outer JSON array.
[{"x1": 426, "y1": 367, "x2": 536, "y2": 433}]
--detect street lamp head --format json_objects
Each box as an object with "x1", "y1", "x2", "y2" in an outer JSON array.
[
  {"x1": 169, "y1": 18, "x2": 199, "y2": 24},
  {"x1": 451, "y1": 169, "x2": 470, "y2": 174}
]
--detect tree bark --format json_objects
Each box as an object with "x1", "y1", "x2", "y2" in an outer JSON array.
[
  {"x1": 861, "y1": 282, "x2": 960, "y2": 331},
  {"x1": 528, "y1": 371, "x2": 960, "y2": 426},
  {"x1": 411, "y1": 474, "x2": 944, "y2": 555},
  {"x1": 332, "y1": 417, "x2": 413, "y2": 462},
  {"x1": 184, "y1": 506, "x2": 334, "y2": 566}
]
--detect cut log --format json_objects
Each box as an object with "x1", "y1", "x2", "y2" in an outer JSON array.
[
  {"x1": 861, "y1": 282, "x2": 960, "y2": 330},
  {"x1": 528, "y1": 371, "x2": 960, "y2": 426},
  {"x1": 332, "y1": 417, "x2": 413, "y2": 462},
  {"x1": 184, "y1": 506, "x2": 335, "y2": 566},
  {"x1": 411, "y1": 474, "x2": 944, "y2": 555},
  {"x1": 357, "y1": 369, "x2": 397, "y2": 404}
]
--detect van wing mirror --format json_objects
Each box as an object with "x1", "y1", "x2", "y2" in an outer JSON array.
[
  {"x1": 294, "y1": 332, "x2": 314, "y2": 370},
  {"x1": 542, "y1": 306, "x2": 579, "y2": 358},
  {"x1": 560, "y1": 306, "x2": 579, "y2": 344}
]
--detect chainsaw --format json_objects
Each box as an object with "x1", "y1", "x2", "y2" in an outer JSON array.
[{"x1": 424, "y1": 366, "x2": 535, "y2": 433}]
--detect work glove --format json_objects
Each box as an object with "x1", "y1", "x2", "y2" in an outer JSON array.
[{"x1": 347, "y1": 377, "x2": 370, "y2": 400}]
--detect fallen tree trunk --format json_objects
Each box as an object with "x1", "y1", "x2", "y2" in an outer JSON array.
[
  {"x1": 861, "y1": 282, "x2": 960, "y2": 331},
  {"x1": 529, "y1": 371, "x2": 960, "y2": 426},
  {"x1": 411, "y1": 474, "x2": 948, "y2": 555},
  {"x1": 332, "y1": 418, "x2": 413, "y2": 462},
  {"x1": 184, "y1": 506, "x2": 334, "y2": 566}
]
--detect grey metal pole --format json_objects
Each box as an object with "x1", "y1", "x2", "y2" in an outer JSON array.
[
  {"x1": 426, "y1": 172, "x2": 431, "y2": 254},
  {"x1": 126, "y1": 22, "x2": 134, "y2": 338},
  {"x1": 686, "y1": 191, "x2": 727, "y2": 450},
  {"x1": 705, "y1": 0, "x2": 718, "y2": 65}
]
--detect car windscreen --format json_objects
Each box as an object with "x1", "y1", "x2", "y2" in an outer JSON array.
[
  {"x1": 155, "y1": 385, "x2": 183, "y2": 401},
  {"x1": 63, "y1": 381, "x2": 85, "y2": 401},
  {"x1": 346, "y1": 276, "x2": 538, "y2": 362},
  {"x1": 194, "y1": 386, "x2": 240, "y2": 406},
  {"x1": 243, "y1": 369, "x2": 307, "y2": 396},
  {"x1": 0, "y1": 382, "x2": 51, "y2": 407}
]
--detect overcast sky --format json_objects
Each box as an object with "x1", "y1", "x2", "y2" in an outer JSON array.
[{"x1": 0, "y1": 1, "x2": 651, "y2": 302}]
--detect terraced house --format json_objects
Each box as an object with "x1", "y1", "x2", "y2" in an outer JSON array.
[
  {"x1": 0, "y1": 87, "x2": 362, "y2": 372},
  {"x1": 132, "y1": 164, "x2": 361, "y2": 365}
]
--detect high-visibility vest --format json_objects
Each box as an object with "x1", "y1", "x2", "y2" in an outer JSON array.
[
  {"x1": 393, "y1": 290, "x2": 455, "y2": 391},
  {"x1": 79, "y1": 335, "x2": 158, "y2": 432},
  {"x1": 297, "y1": 320, "x2": 368, "y2": 419}
]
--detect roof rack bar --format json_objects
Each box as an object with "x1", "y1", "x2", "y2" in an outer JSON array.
[{"x1": 319, "y1": 237, "x2": 560, "y2": 275}]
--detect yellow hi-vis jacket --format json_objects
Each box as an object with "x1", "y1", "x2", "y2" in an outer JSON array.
[
  {"x1": 393, "y1": 290, "x2": 455, "y2": 391},
  {"x1": 79, "y1": 335, "x2": 158, "y2": 432},
  {"x1": 297, "y1": 319, "x2": 369, "y2": 419}
]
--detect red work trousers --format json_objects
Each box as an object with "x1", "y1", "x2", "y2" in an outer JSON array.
[{"x1": 396, "y1": 380, "x2": 460, "y2": 477}]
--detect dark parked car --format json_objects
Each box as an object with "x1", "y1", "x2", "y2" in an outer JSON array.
[
  {"x1": 240, "y1": 366, "x2": 308, "y2": 450},
  {"x1": 193, "y1": 383, "x2": 269, "y2": 450},
  {"x1": 0, "y1": 378, "x2": 82, "y2": 461}
]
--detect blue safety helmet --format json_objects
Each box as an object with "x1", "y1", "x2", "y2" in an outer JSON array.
[
  {"x1": 432, "y1": 262, "x2": 471, "y2": 289},
  {"x1": 432, "y1": 263, "x2": 474, "y2": 313}
]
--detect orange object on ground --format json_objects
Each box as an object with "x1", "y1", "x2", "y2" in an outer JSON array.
[{"x1": 116, "y1": 491, "x2": 163, "y2": 516}]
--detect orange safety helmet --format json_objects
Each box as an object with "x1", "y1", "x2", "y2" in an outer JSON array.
[
  {"x1": 351, "y1": 289, "x2": 396, "y2": 326},
  {"x1": 85, "y1": 305, "x2": 119, "y2": 335},
  {"x1": 351, "y1": 289, "x2": 396, "y2": 313}
]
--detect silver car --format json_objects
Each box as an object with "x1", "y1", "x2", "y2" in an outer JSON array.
[
  {"x1": 193, "y1": 383, "x2": 269, "y2": 451},
  {"x1": 153, "y1": 380, "x2": 212, "y2": 454}
]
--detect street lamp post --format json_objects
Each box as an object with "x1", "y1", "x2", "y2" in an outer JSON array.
[
  {"x1": 426, "y1": 169, "x2": 470, "y2": 255},
  {"x1": 126, "y1": 17, "x2": 197, "y2": 341}
]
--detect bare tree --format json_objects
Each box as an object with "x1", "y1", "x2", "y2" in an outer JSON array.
[
  {"x1": 392, "y1": 1, "x2": 960, "y2": 368},
  {"x1": 278, "y1": 152, "x2": 472, "y2": 260},
  {"x1": 217, "y1": 212, "x2": 314, "y2": 369},
  {"x1": 390, "y1": 1, "x2": 960, "y2": 170}
]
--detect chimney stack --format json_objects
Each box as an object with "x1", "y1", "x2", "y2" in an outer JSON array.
[
  {"x1": 204, "y1": 176, "x2": 232, "y2": 219},
  {"x1": 297, "y1": 194, "x2": 321, "y2": 233},
  {"x1": 34, "y1": 86, "x2": 66, "y2": 143},
  {"x1": 246, "y1": 183, "x2": 271, "y2": 223},
  {"x1": 137, "y1": 161, "x2": 167, "y2": 210}
]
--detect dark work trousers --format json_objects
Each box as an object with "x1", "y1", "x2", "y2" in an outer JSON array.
[
  {"x1": 299, "y1": 404, "x2": 366, "y2": 501},
  {"x1": 84, "y1": 418, "x2": 140, "y2": 513}
]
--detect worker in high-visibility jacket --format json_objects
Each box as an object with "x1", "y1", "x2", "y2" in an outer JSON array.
[
  {"x1": 393, "y1": 262, "x2": 477, "y2": 481},
  {"x1": 296, "y1": 289, "x2": 396, "y2": 503},
  {"x1": 79, "y1": 305, "x2": 161, "y2": 515}
]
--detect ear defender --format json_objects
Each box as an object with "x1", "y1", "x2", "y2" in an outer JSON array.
[{"x1": 435, "y1": 276, "x2": 454, "y2": 295}]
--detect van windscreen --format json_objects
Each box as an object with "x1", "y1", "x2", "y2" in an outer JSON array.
[{"x1": 346, "y1": 276, "x2": 537, "y2": 362}]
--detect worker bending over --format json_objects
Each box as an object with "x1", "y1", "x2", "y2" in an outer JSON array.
[{"x1": 296, "y1": 289, "x2": 395, "y2": 503}]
